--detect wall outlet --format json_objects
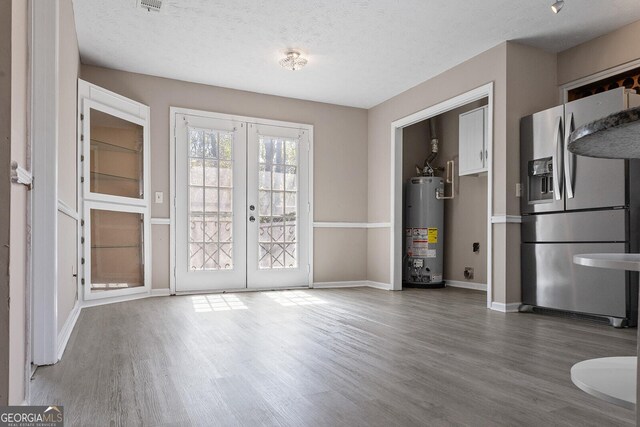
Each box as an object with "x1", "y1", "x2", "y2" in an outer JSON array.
[
  {"x1": 515, "y1": 183, "x2": 523, "y2": 198},
  {"x1": 464, "y1": 267, "x2": 474, "y2": 280},
  {"x1": 155, "y1": 191, "x2": 164, "y2": 204}
]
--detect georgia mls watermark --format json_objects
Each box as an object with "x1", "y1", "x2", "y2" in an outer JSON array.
[{"x1": 0, "y1": 406, "x2": 64, "y2": 427}]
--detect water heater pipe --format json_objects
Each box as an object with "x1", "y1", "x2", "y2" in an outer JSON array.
[
  {"x1": 423, "y1": 118, "x2": 439, "y2": 169},
  {"x1": 436, "y1": 160, "x2": 455, "y2": 200}
]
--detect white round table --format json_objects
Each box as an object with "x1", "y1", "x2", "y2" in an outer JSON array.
[{"x1": 572, "y1": 253, "x2": 640, "y2": 410}]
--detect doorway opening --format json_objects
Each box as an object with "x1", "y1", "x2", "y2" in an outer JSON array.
[{"x1": 390, "y1": 83, "x2": 494, "y2": 308}]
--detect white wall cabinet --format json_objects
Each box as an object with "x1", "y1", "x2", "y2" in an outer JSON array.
[{"x1": 459, "y1": 105, "x2": 488, "y2": 176}]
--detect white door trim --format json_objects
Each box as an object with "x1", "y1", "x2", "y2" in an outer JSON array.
[
  {"x1": 169, "y1": 107, "x2": 314, "y2": 294},
  {"x1": 389, "y1": 82, "x2": 494, "y2": 309},
  {"x1": 30, "y1": 0, "x2": 59, "y2": 366}
]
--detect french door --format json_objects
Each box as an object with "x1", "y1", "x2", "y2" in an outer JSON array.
[{"x1": 174, "y1": 111, "x2": 311, "y2": 292}]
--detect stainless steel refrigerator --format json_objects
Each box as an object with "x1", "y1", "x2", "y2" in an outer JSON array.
[{"x1": 520, "y1": 87, "x2": 640, "y2": 327}]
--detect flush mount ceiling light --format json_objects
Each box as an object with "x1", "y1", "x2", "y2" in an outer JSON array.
[
  {"x1": 551, "y1": 0, "x2": 565, "y2": 13},
  {"x1": 279, "y1": 51, "x2": 308, "y2": 71}
]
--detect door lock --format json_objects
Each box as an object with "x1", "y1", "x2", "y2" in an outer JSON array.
[{"x1": 249, "y1": 215, "x2": 256, "y2": 222}]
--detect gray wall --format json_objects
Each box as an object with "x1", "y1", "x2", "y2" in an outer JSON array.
[
  {"x1": 367, "y1": 43, "x2": 509, "y2": 300},
  {"x1": 80, "y1": 65, "x2": 370, "y2": 286},
  {"x1": 367, "y1": 41, "x2": 558, "y2": 304}
]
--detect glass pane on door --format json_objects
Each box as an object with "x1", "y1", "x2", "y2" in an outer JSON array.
[
  {"x1": 257, "y1": 136, "x2": 298, "y2": 269},
  {"x1": 188, "y1": 128, "x2": 235, "y2": 271},
  {"x1": 89, "y1": 108, "x2": 144, "y2": 199},
  {"x1": 90, "y1": 209, "x2": 144, "y2": 291}
]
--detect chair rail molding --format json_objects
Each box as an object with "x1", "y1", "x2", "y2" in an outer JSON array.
[
  {"x1": 313, "y1": 222, "x2": 391, "y2": 228},
  {"x1": 491, "y1": 215, "x2": 522, "y2": 224}
]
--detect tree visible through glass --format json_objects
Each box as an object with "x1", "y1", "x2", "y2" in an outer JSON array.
[
  {"x1": 188, "y1": 128, "x2": 234, "y2": 270},
  {"x1": 258, "y1": 135, "x2": 298, "y2": 269}
]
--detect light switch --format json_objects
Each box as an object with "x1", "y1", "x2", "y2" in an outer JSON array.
[
  {"x1": 515, "y1": 183, "x2": 522, "y2": 198},
  {"x1": 155, "y1": 191, "x2": 164, "y2": 204}
]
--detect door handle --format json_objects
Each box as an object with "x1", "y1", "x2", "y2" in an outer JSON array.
[
  {"x1": 564, "y1": 112, "x2": 575, "y2": 199},
  {"x1": 552, "y1": 116, "x2": 563, "y2": 200},
  {"x1": 249, "y1": 215, "x2": 256, "y2": 222}
]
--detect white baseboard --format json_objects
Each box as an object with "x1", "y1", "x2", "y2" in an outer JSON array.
[
  {"x1": 490, "y1": 302, "x2": 521, "y2": 313},
  {"x1": 57, "y1": 300, "x2": 81, "y2": 361},
  {"x1": 151, "y1": 288, "x2": 171, "y2": 296},
  {"x1": 313, "y1": 281, "x2": 369, "y2": 288},
  {"x1": 82, "y1": 291, "x2": 154, "y2": 308},
  {"x1": 366, "y1": 280, "x2": 392, "y2": 290},
  {"x1": 445, "y1": 279, "x2": 487, "y2": 291},
  {"x1": 312, "y1": 280, "x2": 392, "y2": 290}
]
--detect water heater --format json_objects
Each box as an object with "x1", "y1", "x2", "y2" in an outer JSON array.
[{"x1": 404, "y1": 176, "x2": 445, "y2": 287}]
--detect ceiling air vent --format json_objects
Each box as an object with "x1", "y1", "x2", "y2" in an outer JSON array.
[{"x1": 139, "y1": 0, "x2": 162, "y2": 12}]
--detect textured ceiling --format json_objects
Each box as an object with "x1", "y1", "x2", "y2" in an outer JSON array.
[{"x1": 72, "y1": 0, "x2": 640, "y2": 108}]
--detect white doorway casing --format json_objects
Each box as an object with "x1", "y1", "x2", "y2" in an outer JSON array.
[{"x1": 389, "y1": 83, "x2": 494, "y2": 308}]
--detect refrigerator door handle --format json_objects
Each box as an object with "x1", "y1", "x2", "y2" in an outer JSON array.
[
  {"x1": 553, "y1": 116, "x2": 563, "y2": 200},
  {"x1": 564, "y1": 112, "x2": 575, "y2": 199}
]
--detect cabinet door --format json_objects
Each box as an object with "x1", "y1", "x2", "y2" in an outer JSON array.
[{"x1": 459, "y1": 107, "x2": 486, "y2": 175}]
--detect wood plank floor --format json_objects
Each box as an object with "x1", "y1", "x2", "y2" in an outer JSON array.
[{"x1": 31, "y1": 287, "x2": 636, "y2": 426}]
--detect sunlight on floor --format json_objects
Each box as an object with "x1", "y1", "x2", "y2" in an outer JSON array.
[
  {"x1": 265, "y1": 290, "x2": 326, "y2": 307},
  {"x1": 191, "y1": 294, "x2": 248, "y2": 312}
]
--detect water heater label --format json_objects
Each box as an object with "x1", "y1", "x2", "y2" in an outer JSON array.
[
  {"x1": 426, "y1": 249, "x2": 436, "y2": 258},
  {"x1": 412, "y1": 228, "x2": 428, "y2": 237},
  {"x1": 428, "y1": 228, "x2": 438, "y2": 243}
]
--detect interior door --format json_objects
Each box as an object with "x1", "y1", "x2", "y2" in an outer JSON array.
[
  {"x1": 175, "y1": 114, "x2": 247, "y2": 291},
  {"x1": 247, "y1": 123, "x2": 310, "y2": 288}
]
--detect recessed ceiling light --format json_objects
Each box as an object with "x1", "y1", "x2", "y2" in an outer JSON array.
[
  {"x1": 279, "y1": 51, "x2": 308, "y2": 71},
  {"x1": 551, "y1": 1, "x2": 564, "y2": 13}
]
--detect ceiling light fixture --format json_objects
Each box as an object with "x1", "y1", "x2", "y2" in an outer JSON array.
[
  {"x1": 551, "y1": 0, "x2": 564, "y2": 13},
  {"x1": 279, "y1": 51, "x2": 308, "y2": 71}
]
